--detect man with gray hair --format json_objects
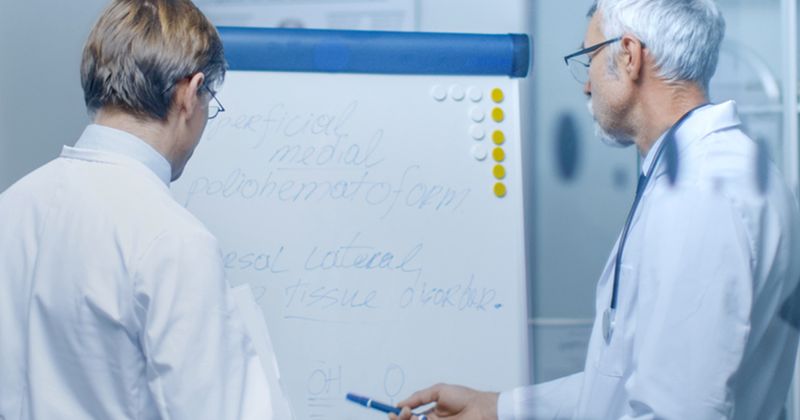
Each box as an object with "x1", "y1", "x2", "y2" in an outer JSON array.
[
  {"x1": 392, "y1": 0, "x2": 800, "y2": 419},
  {"x1": 0, "y1": 0, "x2": 274, "y2": 418}
]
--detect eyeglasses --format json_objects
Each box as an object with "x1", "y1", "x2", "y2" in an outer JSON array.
[
  {"x1": 563, "y1": 37, "x2": 621, "y2": 84},
  {"x1": 204, "y1": 85, "x2": 225, "y2": 120}
]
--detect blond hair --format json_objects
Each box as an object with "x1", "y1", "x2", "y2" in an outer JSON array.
[{"x1": 81, "y1": 0, "x2": 225, "y2": 120}]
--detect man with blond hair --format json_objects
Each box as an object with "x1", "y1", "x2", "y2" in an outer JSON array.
[
  {"x1": 392, "y1": 0, "x2": 800, "y2": 419},
  {"x1": 0, "y1": 1, "x2": 274, "y2": 418}
]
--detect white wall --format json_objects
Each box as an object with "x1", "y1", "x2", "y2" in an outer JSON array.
[
  {"x1": 0, "y1": 0, "x2": 108, "y2": 191},
  {"x1": 417, "y1": 0, "x2": 526, "y2": 33}
]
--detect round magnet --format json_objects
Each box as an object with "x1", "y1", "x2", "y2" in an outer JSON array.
[
  {"x1": 430, "y1": 85, "x2": 447, "y2": 101},
  {"x1": 449, "y1": 84, "x2": 465, "y2": 101},
  {"x1": 492, "y1": 107, "x2": 505, "y2": 123},
  {"x1": 468, "y1": 86, "x2": 483, "y2": 102},
  {"x1": 491, "y1": 88, "x2": 505, "y2": 103},
  {"x1": 492, "y1": 147, "x2": 506, "y2": 162},
  {"x1": 494, "y1": 182, "x2": 507, "y2": 198},
  {"x1": 470, "y1": 125, "x2": 485, "y2": 140},
  {"x1": 472, "y1": 144, "x2": 488, "y2": 161},
  {"x1": 493, "y1": 164, "x2": 506, "y2": 179},
  {"x1": 470, "y1": 107, "x2": 485, "y2": 122},
  {"x1": 492, "y1": 130, "x2": 505, "y2": 145}
]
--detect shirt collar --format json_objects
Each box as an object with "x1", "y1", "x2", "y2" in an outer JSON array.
[
  {"x1": 641, "y1": 131, "x2": 667, "y2": 176},
  {"x1": 639, "y1": 101, "x2": 741, "y2": 176},
  {"x1": 73, "y1": 124, "x2": 172, "y2": 186}
]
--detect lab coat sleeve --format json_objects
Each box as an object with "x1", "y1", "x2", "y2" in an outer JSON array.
[
  {"x1": 621, "y1": 188, "x2": 753, "y2": 419},
  {"x1": 497, "y1": 372, "x2": 583, "y2": 420},
  {"x1": 133, "y1": 228, "x2": 273, "y2": 420}
]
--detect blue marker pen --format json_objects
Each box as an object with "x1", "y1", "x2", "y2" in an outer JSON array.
[{"x1": 346, "y1": 393, "x2": 428, "y2": 420}]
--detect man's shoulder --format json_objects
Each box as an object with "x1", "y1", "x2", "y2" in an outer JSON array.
[
  {"x1": 0, "y1": 158, "x2": 64, "y2": 202},
  {"x1": 106, "y1": 172, "x2": 215, "y2": 243},
  {"x1": 151, "y1": 195, "x2": 216, "y2": 241},
  {"x1": 1, "y1": 154, "x2": 216, "y2": 251},
  {"x1": 654, "y1": 125, "x2": 800, "y2": 252},
  {"x1": 675, "y1": 127, "x2": 773, "y2": 202}
]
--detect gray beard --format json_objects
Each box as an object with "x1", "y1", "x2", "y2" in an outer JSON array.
[{"x1": 587, "y1": 100, "x2": 634, "y2": 148}]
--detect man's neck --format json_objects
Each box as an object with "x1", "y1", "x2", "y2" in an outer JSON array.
[
  {"x1": 94, "y1": 108, "x2": 177, "y2": 166},
  {"x1": 633, "y1": 84, "x2": 708, "y2": 157}
]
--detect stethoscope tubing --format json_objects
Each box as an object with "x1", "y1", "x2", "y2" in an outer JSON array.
[{"x1": 604, "y1": 103, "x2": 710, "y2": 343}]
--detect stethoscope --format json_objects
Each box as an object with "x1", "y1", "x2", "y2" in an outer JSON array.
[{"x1": 602, "y1": 103, "x2": 710, "y2": 344}]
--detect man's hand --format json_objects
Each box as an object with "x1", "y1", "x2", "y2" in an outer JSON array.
[{"x1": 388, "y1": 383, "x2": 499, "y2": 420}]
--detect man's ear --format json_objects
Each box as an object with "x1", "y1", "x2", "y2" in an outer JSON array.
[
  {"x1": 174, "y1": 72, "x2": 206, "y2": 120},
  {"x1": 619, "y1": 34, "x2": 644, "y2": 82}
]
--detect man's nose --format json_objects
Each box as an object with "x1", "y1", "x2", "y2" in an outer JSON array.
[{"x1": 583, "y1": 79, "x2": 591, "y2": 96}]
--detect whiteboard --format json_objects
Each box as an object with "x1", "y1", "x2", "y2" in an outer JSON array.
[{"x1": 171, "y1": 28, "x2": 531, "y2": 420}]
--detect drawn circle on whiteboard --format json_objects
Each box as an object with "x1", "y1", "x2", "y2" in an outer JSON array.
[
  {"x1": 492, "y1": 107, "x2": 505, "y2": 123},
  {"x1": 449, "y1": 84, "x2": 466, "y2": 101},
  {"x1": 307, "y1": 368, "x2": 328, "y2": 396},
  {"x1": 470, "y1": 107, "x2": 485, "y2": 122},
  {"x1": 468, "y1": 86, "x2": 484, "y2": 102},
  {"x1": 493, "y1": 164, "x2": 506, "y2": 179},
  {"x1": 472, "y1": 144, "x2": 488, "y2": 161},
  {"x1": 430, "y1": 85, "x2": 447, "y2": 101},
  {"x1": 383, "y1": 364, "x2": 406, "y2": 399},
  {"x1": 470, "y1": 125, "x2": 486, "y2": 140},
  {"x1": 494, "y1": 182, "x2": 508, "y2": 198}
]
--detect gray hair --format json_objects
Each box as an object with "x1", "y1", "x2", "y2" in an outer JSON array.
[{"x1": 591, "y1": 0, "x2": 725, "y2": 92}]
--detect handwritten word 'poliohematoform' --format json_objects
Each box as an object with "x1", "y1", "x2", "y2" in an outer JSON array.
[{"x1": 184, "y1": 165, "x2": 471, "y2": 219}]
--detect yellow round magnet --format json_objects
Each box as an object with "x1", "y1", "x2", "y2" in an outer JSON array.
[
  {"x1": 492, "y1": 147, "x2": 505, "y2": 162},
  {"x1": 492, "y1": 130, "x2": 505, "y2": 145},
  {"x1": 491, "y1": 88, "x2": 505, "y2": 103},
  {"x1": 491, "y1": 107, "x2": 505, "y2": 122},
  {"x1": 493, "y1": 164, "x2": 506, "y2": 179},
  {"x1": 494, "y1": 182, "x2": 507, "y2": 198}
]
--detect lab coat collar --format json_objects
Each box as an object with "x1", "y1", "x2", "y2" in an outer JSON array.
[
  {"x1": 640, "y1": 101, "x2": 741, "y2": 176},
  {"x1": 70, "y1": 124, "x2": 173, "y2": 186}
]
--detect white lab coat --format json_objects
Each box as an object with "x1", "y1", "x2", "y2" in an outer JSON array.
[
  {"x1": 498, "y1": 101, "x2": 800, "y2": 419},
  {"x1": 0, "y1": 125, "x2": 274, "y2": 419}
]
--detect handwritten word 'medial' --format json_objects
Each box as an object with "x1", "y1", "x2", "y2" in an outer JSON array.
[{"x1": 268, "y1": 129, "x2": 384, "y2": 170}]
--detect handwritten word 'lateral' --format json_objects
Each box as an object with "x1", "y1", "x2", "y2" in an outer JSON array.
[{"x1": 303, "y1": 233, "x2": 422, "y2": 278}]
